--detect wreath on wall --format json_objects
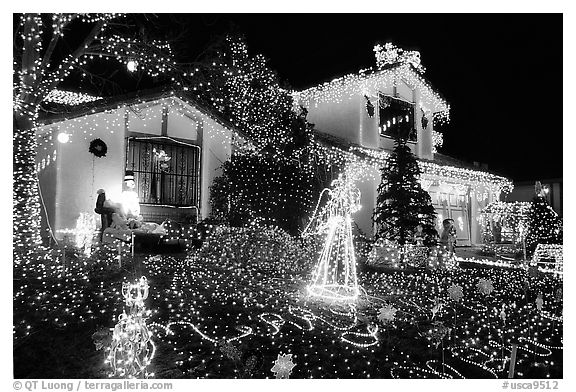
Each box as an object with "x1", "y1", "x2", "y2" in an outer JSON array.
[{"x1": 89, "y1": 138, "x2": 108, "y2": 157}]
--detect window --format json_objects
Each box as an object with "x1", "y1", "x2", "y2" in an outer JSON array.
[
  {"x1": 126, "y1": 137, "x2": 201, "y2": 206},
  {"x1": 378, "y1": 94, "x2": 417, "y2": 142}
]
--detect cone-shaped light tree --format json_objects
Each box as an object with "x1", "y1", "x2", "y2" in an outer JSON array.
[
  {"x1": 525, "y1": 184, "x2": 562, "y2": 255},
  {"x1": 372, "y1": 136, "x2": 437, "y2": 251}
]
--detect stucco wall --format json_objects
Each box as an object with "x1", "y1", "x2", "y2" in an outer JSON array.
[
  {"x1": 354, "y1": 168, "x2": 381, "y2": 235},
  {"x1": 54, "y1": 110, "x2": 125, "y2": 235},
  {"x1": 302, "y1": 78, "x2": 432, "y2": 158},
  {"x1": 199, "y1": 116, "x2": 232, "y2": 219},
  {"x1": 305, "y1": 95, "x2": 363, "y2": 145},
  {"x1": 41, "y1": 98, "x2": 233, "y2": 236}
]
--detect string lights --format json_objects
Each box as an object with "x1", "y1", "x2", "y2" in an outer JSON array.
[
  {"x1": 107, "y1": 277, "x2": 155, "y2": 378},
  {"x1": 12, "y1": 16, "x2": 563, "y2": 382},
  {"x1": 14, "y1": 13, "x2": 178, "y2": 251},
  {"x1": 305, "y1": 166, "x2": 362, "y2": 302}
]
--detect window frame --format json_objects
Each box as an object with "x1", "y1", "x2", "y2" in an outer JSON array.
[
  {"x1": 377, "y1": 93, "x2": 418, "y2": 143},
  {"x1": 125, "y1": 136, "x2": 201, "y2": 208}
]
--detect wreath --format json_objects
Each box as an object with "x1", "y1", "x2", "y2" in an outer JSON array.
[{"x1": 89, "y1": 138, "x2": 108, "y2": 157}]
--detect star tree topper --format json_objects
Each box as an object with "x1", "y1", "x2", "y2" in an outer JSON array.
[{"x1": 271, "y1": 353, "x2": 296, "y2": 379}]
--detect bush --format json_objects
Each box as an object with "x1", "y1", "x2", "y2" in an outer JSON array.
[{"x1": 196, "y1": 224, "x2": 319, "y2": 276}]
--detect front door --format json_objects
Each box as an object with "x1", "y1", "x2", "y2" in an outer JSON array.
[{"x1": 429, "y1": 189, "x2": 472, "y2": 246}]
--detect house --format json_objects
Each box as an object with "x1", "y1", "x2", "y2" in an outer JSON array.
[
  {"x1": 294, "y1": 46, "x2": 513, "y2": 245},
  {"x1": 34, "y1": 44, "x2": 513, "y2": 247},
  {"x1": 35, "y1": 89, "x2": 245, "y2": 242},
  {"x1": 504, "y1": 179, "x2": 563, "y2": 217}
]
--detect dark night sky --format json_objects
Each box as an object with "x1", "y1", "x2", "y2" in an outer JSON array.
[{"x1": 167, "y1": 13, "x2": 562, "y2": 182}]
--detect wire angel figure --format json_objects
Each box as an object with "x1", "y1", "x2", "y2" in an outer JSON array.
[{"x1": 305, "y1": 170, "x2": 362, "y2": 301}]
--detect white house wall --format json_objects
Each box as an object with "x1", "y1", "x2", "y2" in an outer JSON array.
[
  {"x1": 199, "y1": 116, "x2": 232, "y2": 219},
  {"x1": 303, "y1": 78, "x2": 433, "y2": 160},
  {"x1": 355, "y1": 167, "x2": 381, "y2": 236},
  {"x1": 167, "y1": 107, "x2": 198, "y2": 140},
  {"x1": 54, "y1": 109, "x2": 125, "y2": 235},
  {"x1": 126, "y1": 104, "x2": 163, "y2": 135},
  {"x1": 126, "y1": 99, "x2": 233, "y2": 220},
  {"x1": 39, "y1": 98, "x2": 233, "y2": 237},
  {"x1": 306, "y1": 94, "x2": 364, "y2": 145}
]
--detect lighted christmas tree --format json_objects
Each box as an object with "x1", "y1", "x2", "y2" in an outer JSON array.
[
  {"x1": 203, "y1": 35, "x2": 316, "y2": 234},
  {"x1": 525, "y1": 183, "x2": 562, "y2": 255},
  {"x1": 372, "y1": 136, "x2": 437, "y2": 251}
]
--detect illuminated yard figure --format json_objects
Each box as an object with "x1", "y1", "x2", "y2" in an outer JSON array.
[
  {"x1": 107, "y1": 276, "x2": 155, "y2": 378},
  {"x1": 305, "y1": 170, "x2": 362, "y2": 301}
]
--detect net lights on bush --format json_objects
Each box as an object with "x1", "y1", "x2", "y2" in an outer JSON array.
[{"x1": 531, "y1": 244, "x2": 563, "y2": 275}]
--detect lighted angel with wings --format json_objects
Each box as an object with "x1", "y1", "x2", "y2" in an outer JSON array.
[{"x1": 304, "y1": 169, "x2": 362, "y2": 301}]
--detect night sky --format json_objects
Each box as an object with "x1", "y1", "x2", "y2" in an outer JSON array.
[{"x1": 164, "y1": 13, "x2": 562, "y2": 182}]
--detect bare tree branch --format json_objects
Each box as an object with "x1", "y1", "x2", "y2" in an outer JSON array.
[
  {"x1": 37, "y1": 19, "x2": 107, "y2": 105},
  {"x1": 38, "y1": 14, "x2": 79, "y2": 76}
]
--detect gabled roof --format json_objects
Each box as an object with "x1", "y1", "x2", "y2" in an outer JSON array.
[
  {"x1": 38, "y1": 87, "x2": 247, "y2": 140},
  {"x1": 295, "y1": 62, "x2": 450, "y2": 118},
  {"x1": 311, "y1": 128, "x2": 512, "y2": 191}
]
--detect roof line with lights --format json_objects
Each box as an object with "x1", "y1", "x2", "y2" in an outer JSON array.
[
  {"x1": 294, "y1": 63, "x2": 450, "y2": 118},
  {"x1": 36, "y1": 87, "x2": 249, "y2": 142},
  {"x1": 311, "y1": 128, "x2": 512, "y2": 192}
]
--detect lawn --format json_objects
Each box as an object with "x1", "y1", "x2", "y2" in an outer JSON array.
[{"x1": 13, "y1": 236, "x2": 563, "y2": 379}]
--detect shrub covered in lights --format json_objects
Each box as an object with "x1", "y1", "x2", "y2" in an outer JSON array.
[
  {"x1": 525, "y1": 196, "x2": 562, "y2": 256},
  {"x1": 195, "y1": 35, "x2": 317, "y2": 234},
  {"x1": 13, "y1": 246, "x2": 125, "y2": 343},
  {"x1": 196, "y1": 224, "x2": 318, "y2": 276},
  {"x1": 210, "y1": 155, "x2": 316, "y2": 235}
]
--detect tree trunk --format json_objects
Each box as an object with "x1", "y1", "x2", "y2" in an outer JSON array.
[{"x1": 13, "y1": 113, "x2": 42, "y2": 255}]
